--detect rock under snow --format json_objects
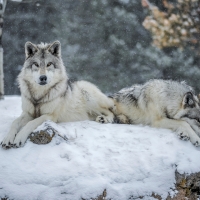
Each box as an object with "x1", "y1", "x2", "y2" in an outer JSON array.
[{"x1": 0, "y1": 96, "x2": 200, "y2": 200}]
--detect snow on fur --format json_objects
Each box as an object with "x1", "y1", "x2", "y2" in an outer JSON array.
[{"x1": 0, "y1": 96, "x2": 200, "y2": 200}]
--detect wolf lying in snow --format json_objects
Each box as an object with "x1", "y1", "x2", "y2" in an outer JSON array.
[
  {"x1": 1, "y1": 41, "x2": 114, "y2": 149},
  {"x1": 110, "y1": 79, "x2": 200, "y2": 146}
]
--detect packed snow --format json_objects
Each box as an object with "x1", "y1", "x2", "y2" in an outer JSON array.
[{"x1": 1, "y1": 96, "x2": 200, "y2": 200}]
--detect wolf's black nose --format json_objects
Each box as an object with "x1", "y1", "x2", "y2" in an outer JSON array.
[{"x1": 39, "y1": 75, "x2": 47, "y2": 82}]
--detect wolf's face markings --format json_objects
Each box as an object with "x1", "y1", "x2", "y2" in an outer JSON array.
[
  {"x1": 30, "y1": 59, "x2": 55, "y2": 85},
  {"x1": 24, "y1": 41, "x2": 62, "y2": 86}
]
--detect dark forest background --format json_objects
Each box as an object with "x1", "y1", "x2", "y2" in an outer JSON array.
[{"x1": 2, "y1": 0, "x2": 200, "y2": 95}]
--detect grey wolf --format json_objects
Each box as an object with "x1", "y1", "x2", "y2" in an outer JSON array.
[
  {"x1": 1, "y1": 41, "x2": 114, "y2": 149},
  {"x1": 110, "y1": 79, "x2": 200, "y2": 146}
]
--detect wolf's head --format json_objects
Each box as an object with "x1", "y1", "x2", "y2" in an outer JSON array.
[
  {"x1": 179, "y1": 95, "x2": 200, "y2": 137},
  {"x1": 21, "y1": 41, "x2": 67, "y2": 86},
  {"x1": 174, "y1": 92, "x2": 200, "y2": 120}
]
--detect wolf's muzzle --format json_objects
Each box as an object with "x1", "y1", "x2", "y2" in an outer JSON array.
[{"x1": 39, "y1": 75, "x2": 47, "y2": 85}]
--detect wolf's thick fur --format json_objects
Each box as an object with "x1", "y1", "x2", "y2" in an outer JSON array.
[
  {"x1": 1, "y1": 41, "x2": 114, "y2": 148},
  {"x1": 110, "y1": 79, "x2": 200, "y2": 146}
]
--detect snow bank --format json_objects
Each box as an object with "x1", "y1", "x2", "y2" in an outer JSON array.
[{"x1": 0, "y1": 96, "x2": 200, "y2": 200}]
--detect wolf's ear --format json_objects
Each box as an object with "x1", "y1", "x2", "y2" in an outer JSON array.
[
  {"x1": 25, "y1": 42, "x2": 38, "y2": 58},
  {"x1": 48, "y1": 41, "x2": 61, "y2": 57},
  {"x1": 183, "y1": 92, "x2": 195, "y2": 108}
]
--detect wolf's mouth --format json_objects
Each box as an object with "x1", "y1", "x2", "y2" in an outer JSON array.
[{"x1": 39, "y1": 82, "x2": 47, "y2": 85}]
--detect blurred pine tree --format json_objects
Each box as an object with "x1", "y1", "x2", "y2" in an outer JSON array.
[{"x1": 2, "y1": 0, "x2": 200, "y2": 94}]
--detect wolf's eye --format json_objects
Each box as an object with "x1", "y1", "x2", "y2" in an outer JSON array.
[
  {"x1": 33, "y1": 63, "x2": 39, "y2": 67},
  {"x1": 47, "y1": 62, "x2": 53, "y2": 67}
]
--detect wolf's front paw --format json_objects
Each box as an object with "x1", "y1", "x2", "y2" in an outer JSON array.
[
  {"x1": 13, "y1": 134, "x2": 28, "y2": 148},
  {"x1": 96, "y1": 115, "x2": 114, "y2": 124},
  {"x1": 178, "y1": 132, "x2": 190, "y2": 141},
  {"x1": 96, "y1": 115, "x2": 107, "y2": 124},
  {"x1": 190, "y1": 136, "x2": 200, "y2": 147},
  {"x1": 193, "y1": 141, "x2": 200, "y2": 147},
  {"x1": 1, "y1": 134, "x2": 15, "y2": 149},
  {"x1": 1, "y1": 141, "x2": 13, "y2": 150}
]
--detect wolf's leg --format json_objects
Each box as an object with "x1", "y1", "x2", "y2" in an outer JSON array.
[
  {"x1": 96, "y1": 108, "x2": 114, "y2": 124},
  {"x1": 181, "y1": 118, "x2": 200, "y2": 137},
  {"x1": 1, "y1": 112, "x2": 33, "y2": 149},
  {"x1": 82, "y1": 83, "x2": 115, "y2": 123},
  {"x1": 13, "y1": 114, "x2": 56, "y2": 147},
  {"x1": 153, "y1": 118, "x2": 200, "y2": 146}
]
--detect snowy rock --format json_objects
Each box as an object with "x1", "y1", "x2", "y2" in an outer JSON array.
[{"x1": 1, "y1": 96, "x2": 200, "y2": 200}]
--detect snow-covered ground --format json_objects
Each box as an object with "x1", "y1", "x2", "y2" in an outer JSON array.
[{"x1": 1, "y1": 96, "x2": 200, "y2": 200}]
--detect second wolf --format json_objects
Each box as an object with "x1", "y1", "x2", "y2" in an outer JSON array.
[{"x1": 110, "y1": 79, "x2": 200, "y2": 146}]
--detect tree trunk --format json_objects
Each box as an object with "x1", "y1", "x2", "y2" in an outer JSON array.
[
  {"x1": 0, "y1": 47, "x2": 4, "y2": 99},
  {"x1": 0, "y1": 0, "x2": 7, "y2": 100}
]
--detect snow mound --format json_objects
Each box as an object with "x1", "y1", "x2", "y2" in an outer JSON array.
[{"x1": 0, "y1": 96, "x2": 200, "y2": 200}]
